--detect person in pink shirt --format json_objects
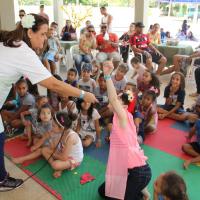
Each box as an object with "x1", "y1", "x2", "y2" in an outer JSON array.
[{"x1": 98, "y1": 61, "x2": 151, "y2": 200}]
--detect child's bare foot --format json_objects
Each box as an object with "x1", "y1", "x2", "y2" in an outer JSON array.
[
  {"x1": 183, "y1": 160, "x2": 191, "y2": 170},
  {"x1": 12, "y1": 157, "x2": 25, "y2": 164},
  {"x1": 53, "y1": 171, "x2": 62, "y2": 178}
]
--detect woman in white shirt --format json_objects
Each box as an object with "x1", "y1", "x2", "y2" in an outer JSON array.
[{"x1": 0, "y1": 14, "x2": 96, "y2": 191}]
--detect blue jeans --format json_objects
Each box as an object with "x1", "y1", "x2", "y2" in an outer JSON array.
[
  {"x1": 0, "y1": 132, "x2": 7, "y2": 181},
  {"x1": 74, "y1": 54, "x2": 92, "y2": 75},
  {"x1": 98, "y1": 164, "x2": 152, "y2": 200}
]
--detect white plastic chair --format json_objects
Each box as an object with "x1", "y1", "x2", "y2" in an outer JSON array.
[{"x1": 186, "y1": 57, "x2": 200, "y2": 84}]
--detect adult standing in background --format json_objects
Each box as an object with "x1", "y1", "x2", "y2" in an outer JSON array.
[
  {"x1": 16, "y1": 9, "x2": 26, "y2": 27},
  {"x1": 0, "y1": 14, "x2": 96, "y2": 191},
  {"x1": 38, "y1": 4, "x2": 49, "y2": 21},
  {"x1": 100, "y1": 7, "x2": 113, "y2": 33}
]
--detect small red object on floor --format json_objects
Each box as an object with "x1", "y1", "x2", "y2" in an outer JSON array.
[{"x1": 80, "y1": 172, "x2": 95, "y2": 185}]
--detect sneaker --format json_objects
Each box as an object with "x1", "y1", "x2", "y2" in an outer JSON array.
[{"x1": 0, "y1": 176, "x2": 23, "y2": 191}]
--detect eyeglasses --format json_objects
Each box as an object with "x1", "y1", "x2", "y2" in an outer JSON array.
[
  {"x1": 19, "y1": 14, "x2": 24, "y2": 17},
  {"x1": 101, "y1": 26, "x2": 107, "y2": 29}
]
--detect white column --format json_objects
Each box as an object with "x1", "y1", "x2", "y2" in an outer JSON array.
[
  {"x1": 0, "y1": 0, "x2": 18, "y2": 30},
  {"x1": 134, "y1": 0, "x2": 149, "y2": 31},
  {"x1": 53, "y1": 0, "x2": 64, "y2": 35}
]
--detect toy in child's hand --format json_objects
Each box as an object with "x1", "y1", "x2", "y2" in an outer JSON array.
[{"x1": 80, "y1": 172, "x2": 95, "y2": 184}]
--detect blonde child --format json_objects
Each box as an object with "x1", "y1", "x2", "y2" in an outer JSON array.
[{"x1": 76, "y1": 99, "x2": 101, "y2": 148}]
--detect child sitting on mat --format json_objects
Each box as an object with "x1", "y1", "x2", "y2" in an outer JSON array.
[
  {"x1": 20, "y1": 96, "x2": 49, "y2": 146},
  {"x1": 137, "y1": 70, "x2": 160, "y2": 96},
  {"x1": 1, "y1": 79, "x2": 35, "y2": 133},
  {"x1": 42, "y1": 111, "x2": 83, "y2": 178},
  {"x1": 76, "y1": 99, "x2": 101, "y2": 148},
  {"x1": 153, "y1": 171, "x2": 188, "y2": 200},
  {"x1": 12, "y1": 104, "x2": 55, "y2": 164},
  {"x1": 182, "y1": 119, "x2": 200, "y2": 170},
  {"x1": 157, "y1": 72, "x2": 186, "y2": 121}
]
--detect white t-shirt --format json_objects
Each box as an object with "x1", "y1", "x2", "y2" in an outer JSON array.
[
  {"x1": 111, "y1": 75, "x2": 127, "y2": 93},
  {"x1": 0, "y1": 41, "x2": 52, "y2": 133},
  {"x1": 79, "y1": 108, "x2": 100, "y2": 141}
]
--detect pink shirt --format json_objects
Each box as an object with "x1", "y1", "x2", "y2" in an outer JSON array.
[{"x1": 106, "y1": 109, "x2": 147, "y2": 199}]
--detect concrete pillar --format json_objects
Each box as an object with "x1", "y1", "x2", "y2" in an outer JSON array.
[
  {"x1": 134, "y1": 0, "x2": 149, "y2": 31},
  {"x1": 53, "y1": 0, "x2": 64, "y2": 35},
  {"x1": 0, "y1": 0, "x2": 19, "y2": 30}
]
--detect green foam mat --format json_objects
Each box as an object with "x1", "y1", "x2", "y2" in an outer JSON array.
[
  {"x1": 24, "y1": 155, "x2": 105, "y2": 200},
  {"x1": 143, "y1": 145, "x2": 199, "y2": 200}
]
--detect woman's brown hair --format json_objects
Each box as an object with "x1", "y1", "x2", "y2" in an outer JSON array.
[{"x1": 0, "y1": 14, "x2": 48, "y2": 48}]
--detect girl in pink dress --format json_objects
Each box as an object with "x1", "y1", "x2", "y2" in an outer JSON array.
[{"x1": 98, "y1": 61, "x2": 152, "y2": 200}]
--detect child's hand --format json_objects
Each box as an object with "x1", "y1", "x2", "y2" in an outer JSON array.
[
  {"x1": 158, "y1": 113, "x2": 167, "y2": 120},
  {"x1": 96, "y1": 139, "x2": 101, "y2": 148},
  {"x1": 103, "y1": 60, "x2": 114, "y2": 75},
  {"x1": 30, "y1": 146, "x2": 36, "y2": 152}
]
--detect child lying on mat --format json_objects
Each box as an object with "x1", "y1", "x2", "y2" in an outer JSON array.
[{"x1": 42, "y1": 111, "x2": 83, "y2": 178}]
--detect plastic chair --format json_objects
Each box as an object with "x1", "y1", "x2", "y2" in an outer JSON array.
[{"x1": 186, "y1": 57, "x2": 200, "y2": 84}]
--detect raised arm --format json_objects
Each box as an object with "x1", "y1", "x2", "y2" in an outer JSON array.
[{"x1": 103, "y1": 61, "x2": 127, "y2": 126}]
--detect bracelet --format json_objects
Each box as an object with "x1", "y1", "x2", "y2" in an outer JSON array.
[
  {"x1": 79, "y1": 90, "x2": 85, "y2": 99},
  {"x1": 104, "y1": 75, "x2": 111, "y2": 80}
]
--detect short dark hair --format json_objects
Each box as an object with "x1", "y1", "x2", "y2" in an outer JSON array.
[
  {"x1": 16, "y1": 78, "x2": 28, "y2": 87},
  {"x1": 143, "y1": 90, "x2": 157, "y2": 102},
  {"x1": 50, "y1": 22, "x2": 58, "y2": 26},
  {"x1": 19, "y1": 9, "x2": 26, "y2": 14},
  {"x1": 68, "y1": 68, "x2": 78, "y2": 76},
  {"x1": 100, "y1": 6, "x2": 106, "y2": 10},
  {"x1": 130, "y1": 57, "x2": 140, "y2": 64},
  {"x1": 40, "y1": 4, "x2": 44, "y2": 8}
]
